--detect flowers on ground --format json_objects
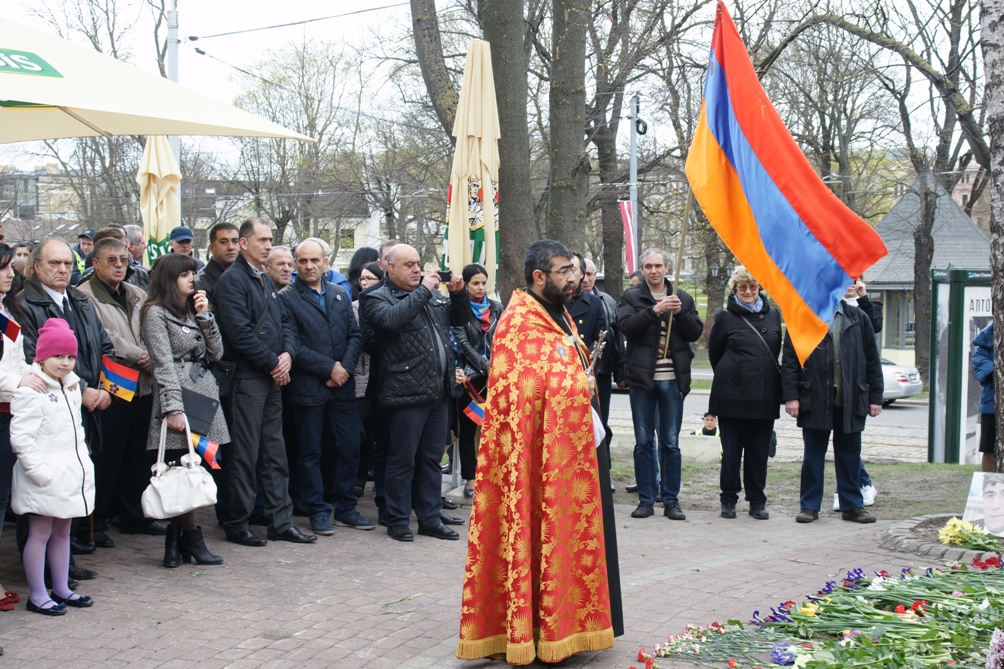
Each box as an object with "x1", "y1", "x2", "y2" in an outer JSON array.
[{"x1": 940, "y1": 517, "x2": 1003, "y2": 552}]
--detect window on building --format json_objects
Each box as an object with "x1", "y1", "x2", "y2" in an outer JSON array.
[
  {"x1": 963, "y1": 194, "x2": 969, "y2": 206},
  {"x1": 885, "y1": 291, "x2": 915, "y2": 349}
]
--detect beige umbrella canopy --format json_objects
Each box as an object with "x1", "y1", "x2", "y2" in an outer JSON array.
[
  {"x1": 0, "y1": 16, "x2": 310, "y2": 143},
  {"x1": 137, "y1": 136, "x2": 181, "y2": 264},
  {"x1": 445, "y1": 40, "x2": 501, "y2": 291}
]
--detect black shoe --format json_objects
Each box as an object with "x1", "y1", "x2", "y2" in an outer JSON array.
[
  {"x1": 625, "y1": 483, "x2": 639, "y2": 493},
  {"x1": 439, "y1": 512, "x2": 465, "y2": 526},
  {"x1": 26, "y1": 599, "x2": 65, "y2": 616},
  {"x1": 50, "y1": 592, "x2": 93, "y2": 608},
  {"x1": 92, "y1": 530, "x2": 114, "y2": 548},
  {"x1": 655, "y1": 496, "x2": 663, "y2": 505},
  {"x1": 164, "y1": 524, "x2": 182, "y2": 568},
  {"x1": 181, "y1": 527, "x2": 223, "y2": 565},
  {"x1": 68, "y1": 564, "x2": 97, "y2": 581},
  {"x1": 267, "y1": 526, "x2": 317, "y2": 543},
  {"x1": 292, "y1": 504, "x2": 310, "y2": 518},
  {"x1": 417, "y1": 523, "x2": 459, "y2": 540},
  {"x1": 67, "y1": 579, "x2": 78, "y2": 591},
  {"x1": 377, "y1": 513, "x2": 389, "y2": 527},
  {"x1": 70, "y1": 538, "x2": 95, "y2": 555},
  {"x1": 441, "y1": 462, "x2": 453, "y2": 475},
  {"x1": 387, "y1": 524, "x2": 414, "y2": 542},
  {"x1": 631, "y1": 503, "x2": 654, "y2": 518},
  {"x1": 119, "y1": 520, "x2": 168, "y2": 536},
  {"x1": 441, "y1": 497, "x2": 459, "y2": 510},
  {"x1": 721, "y1": 502, "x2": 736, "y2": 519},
  {"x1": 749, "y1": 504, "x2": 770, "y2": 520},
  {"x1": 664, "y1": 503, "x2": 686, "y2": 520},
  {"x1": 226, "y1": 529, "x2": 267, "y2": 547}
]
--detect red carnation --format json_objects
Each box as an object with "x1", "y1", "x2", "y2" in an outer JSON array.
[
  {"x1": 645, "y1": 658, "x2": 654, "y2": 669},
  {"x1": 894, "y1": 604, "x2": 906, "y2": 614},
  {"x1": 728, "y1": 659, "x2": 737, "y2": 668},
  {"x1": 638, "y1": 649, "x2": 646, "y2": 662}
]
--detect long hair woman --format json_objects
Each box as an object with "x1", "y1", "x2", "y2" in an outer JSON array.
[
  {"x1": 451, "y1": 264, "x2": 502, "y2": 496},
  {"x1": 141, "y1": 254, "x2": 229, "y2": 567},
  {"x1": 347, "y1": 247, "x2": 380, "y2": 296}
]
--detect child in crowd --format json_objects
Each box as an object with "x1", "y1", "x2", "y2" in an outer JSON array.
[{"x1": 11, "y1": 318, "x2": 94, "y2": 615}]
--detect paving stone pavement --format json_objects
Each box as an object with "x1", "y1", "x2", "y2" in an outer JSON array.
[{"x1": 0, "y1": 494, "x2": 944, "y2": 669}]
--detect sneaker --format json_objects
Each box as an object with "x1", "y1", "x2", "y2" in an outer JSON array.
[
  {"x1": 309, "y1": 513, "x2": 335, "y2": 536},
  {"x1": 333, "y1": 510, "x2": 376, "y2": 531},
  {"x1": 631, "y1": 503, "x2": 654, "y2": 518},
  {"x1": 841, "y1": 507, "x2": 876, "y2": 524},
  {"x1": 720, "y1": 502, "x2": 736, "y2": 519},
  {"x1": 861, "y1": 484, "x2": 877, "y2": 507},
  {"x1": 795, "y1": 509, "x2": 819, "y2": 523},
  {"x1": 749, "y1": 504, "x2": 769, "y2": 520},
  {"x1": 625, "y1": 483, "x2": 639, "y2": 493},
  {"x1": 664, "y1": 504, "x2": 686, "y2": 520},
  {"x1": 832, "y1": 492, "x2": 840, "y2": 512}
]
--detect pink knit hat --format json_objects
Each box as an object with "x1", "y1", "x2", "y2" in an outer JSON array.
[{"x1": 34, "y1": 318, "x2": 78, "y2": 363}]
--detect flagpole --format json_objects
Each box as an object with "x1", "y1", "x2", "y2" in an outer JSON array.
[{"x1": 662, "y1": 186, "x2": 693, "y2": 359}]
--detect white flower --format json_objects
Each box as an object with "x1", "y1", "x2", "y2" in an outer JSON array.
[{"x1": 979, "y1": 598, "x2": 991, "y2": 611}]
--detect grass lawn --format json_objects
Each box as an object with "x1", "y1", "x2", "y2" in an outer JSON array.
[{"x1": 610, "y1": 458, "x2": 979, "y2": 521}]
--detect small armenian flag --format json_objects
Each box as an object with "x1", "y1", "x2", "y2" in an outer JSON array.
[
  {"x1": 99, "y1": 355, "x2": 140, "y2": 402},
  {"x1": 0, "y1": 312, "x2": 20, "y2": 341},
  {"x1": 190, "y1": 432, "x2": 221, "y2": 470},
  {"x1": 463, "y1": 379, "x2": 485, "y2": 426}
]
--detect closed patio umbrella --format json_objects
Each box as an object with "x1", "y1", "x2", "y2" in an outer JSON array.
[
  {"x1": 137, "y1": 136, "x2": 181, "y2": 264},
  {"x1": 445, "y1": 40, "x2": 500, "y2": 290}
]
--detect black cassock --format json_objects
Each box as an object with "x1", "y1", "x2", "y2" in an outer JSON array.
[{"x1": 594, "y1": 402, "x2": 624, "y2": 637}]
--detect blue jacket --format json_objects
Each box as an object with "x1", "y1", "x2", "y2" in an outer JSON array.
[
  {"x1": 280, "y1": 278, "x2": 362, "y2": 405},
  {"x1": 973, "y1": 323, "x2": 995, "y2": 415}
]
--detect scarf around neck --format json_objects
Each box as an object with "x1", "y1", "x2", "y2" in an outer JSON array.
[
  {"x1": 470, "y1": 295, "x2": 492, "y2": 332},
  {"x1": 736, "y1": 295, "x2": 764, "y2": 313}
]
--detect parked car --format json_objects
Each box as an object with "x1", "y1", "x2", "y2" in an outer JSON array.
[{"x1": 881, "y1": 358, "x2": 923, "y2": 405}]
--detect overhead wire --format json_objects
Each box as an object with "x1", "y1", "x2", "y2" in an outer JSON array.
[{"x1": 187, "y1": 3, "x2": 410, "y2": 41}]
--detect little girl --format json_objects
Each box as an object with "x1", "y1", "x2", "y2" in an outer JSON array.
[{"x1": 10, "y1": 318, "x2": 94, "y2": 615}]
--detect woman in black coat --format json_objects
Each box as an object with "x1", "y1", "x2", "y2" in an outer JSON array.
[
  {"x1": 451, "y1": 264, "x2": 502, "y2": 497},
  {"x1": 708, "y1": 266, "x2": 782, "y2": 521}
]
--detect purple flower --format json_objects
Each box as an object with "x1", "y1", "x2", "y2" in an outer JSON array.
[
  {"x1": 819, "y1": 580, "x2": 836, "y2": 594},
  {"x1": 768, "y1": 607, "x2": 792, "y2": 623},
  {"x1": 751, "y1": 610, "x2": 764, "y2": 626},
  {"x1": 770, "y1": 642, "x2": 795, "y2": 665},
  {"x1": 901, "y1": 567, "x2": 913, "y2": 577},
  {"x1": 989, "y1": 628, "x2": 1004, "y2": 669}
]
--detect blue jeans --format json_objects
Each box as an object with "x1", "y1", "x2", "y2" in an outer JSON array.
[
  {"x1": 629, "y1": 380, "x2": 684, "y2": 505},
  {"x1": 800, "y1": 406, "x2": 864, "y2": 511},
  {"x1": 294, "y1": 399, "x2": 362, "y2": 519}
]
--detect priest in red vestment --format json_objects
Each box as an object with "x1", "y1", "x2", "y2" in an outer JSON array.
[{"x1": 457, "y1": 240, "x2": 618, "y2": 665}]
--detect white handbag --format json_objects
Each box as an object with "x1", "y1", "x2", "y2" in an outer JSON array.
[{"x1": 141, "y1": 414, "x2": 218, "y2": 520}]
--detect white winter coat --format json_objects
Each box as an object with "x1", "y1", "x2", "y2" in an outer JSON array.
[
  {"x1": 0, "y1": 304, "x2": 31, "y2": 404},
  {"x1": 10, "y1": 364, "x2": 94, "y2": 519}
]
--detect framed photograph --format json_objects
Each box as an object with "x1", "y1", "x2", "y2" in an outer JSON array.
[{"x1": 962, "y1": 472, "x2": 1004, "y2": 536}]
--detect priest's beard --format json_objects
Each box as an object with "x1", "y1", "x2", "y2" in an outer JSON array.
[{"x1": 544, "y1": 274, "x2": 574, "y2": 305}]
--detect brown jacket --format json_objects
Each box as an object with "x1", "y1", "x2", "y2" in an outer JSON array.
[{"x1": 77, "y1": 278, "x2": 152, "y2": 397}]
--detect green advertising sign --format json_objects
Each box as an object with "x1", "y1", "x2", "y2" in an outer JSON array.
[{"x1": 0, "y1": 49, "x2": 62, "y2": 78}]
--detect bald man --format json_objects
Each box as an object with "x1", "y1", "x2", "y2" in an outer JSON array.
[{"x1": 362, "y1": 244, "x2": 470, "y2": 542}]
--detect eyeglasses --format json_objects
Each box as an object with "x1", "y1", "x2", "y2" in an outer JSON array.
[
  {"x1": 736, "y1": 284, "x2": 759, "y2": 293},
  {"x1": 548, "y1": 266, "x2": 575, "y2": 277},
  {"x1": 103, "y1": 255, "x2": 131, "y2": 266}
]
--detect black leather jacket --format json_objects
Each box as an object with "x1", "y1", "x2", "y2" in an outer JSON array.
[
  {"x1": 19, "y1": 277, "x2": 115, "y2": 390},
  {"x1": 197, "y1": 257, "x2": 228, "y2": 309},
  {"x1": 451, "y1": 298, "x2": 502, "y2": 380},
  {"x1": 363, "y1": 280, "x2": 470, "y2": 408}
]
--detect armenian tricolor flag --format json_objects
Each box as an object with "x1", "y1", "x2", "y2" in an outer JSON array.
[
  {"x1": 0, "y1": 313, "x2": 20, "y2": 341},
  {"x1": 190, "y1": 432, "x2": 221, "y2": 470},
  {"x1": 685, "y1": 2, "x2": 887, "y2": 364},
  {"x1": 463, "y1": 379, "x2": 485, "y2": 426},
  {"x1": 99, "y1": 355, "x2": 140, "y2": 402}
]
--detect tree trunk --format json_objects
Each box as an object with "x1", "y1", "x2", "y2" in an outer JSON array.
[
  {"x1": 981, "y1": 0, "x2": 1004, "y2": 471},
  {"x1": 483, "y1": 0, "x2": 538, "y2": 301},
  {"x1": 410, "y1": 0, "x2": 459, "y2": 141},
  {"x1": 547, "y1": 0, "x2": 590, "y2": 250},
  {"x1": 594, "y1": 125, "x2": 624, "y2": 299},
  {"x1": 913, "y1": 173, "x2": 937, "y2": 385}
]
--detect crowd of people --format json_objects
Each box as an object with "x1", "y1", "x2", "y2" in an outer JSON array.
[{"x1": 0, "y1": 220, "x2": 887, "y2": 636}]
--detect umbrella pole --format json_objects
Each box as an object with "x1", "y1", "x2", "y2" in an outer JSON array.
[{"x1": 663, "y1": 187, "x2": 693, "y2": 359}]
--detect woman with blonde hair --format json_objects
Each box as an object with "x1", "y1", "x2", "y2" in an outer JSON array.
[{"x1": 707, "y1": 265, "x2": 782, "y2": 520}]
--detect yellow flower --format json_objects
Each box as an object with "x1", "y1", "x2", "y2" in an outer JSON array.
[{"x1": 799, "y1": 602, "x2": 819, "y2": 616}]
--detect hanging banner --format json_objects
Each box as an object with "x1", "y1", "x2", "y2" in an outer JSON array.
[{"x1": 619, "y1": 200, "x2": 636, "y2": 274}]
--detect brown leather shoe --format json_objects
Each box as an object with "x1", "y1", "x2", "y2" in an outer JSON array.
[
  {"x1": 841, "y1": 508, "x2": 877, "y2": 524},
  {"x1": 795, "y1": 509, "x2": 819, "y2": 523}
]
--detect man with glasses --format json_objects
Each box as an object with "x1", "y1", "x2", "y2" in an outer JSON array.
[
  {"x1": 617, "y1": 248, "x2": 703, "y2": 521},
  {"x1": 363, "y1": 244, "x2": 470, "y2": 542},
  {"x1": 78, "y1": 239, "x2": 164, "y2": 538}
]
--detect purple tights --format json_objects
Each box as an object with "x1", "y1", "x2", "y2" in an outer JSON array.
[{"x1": 24, "y1": 515, "x2": 72, "y2": 609}]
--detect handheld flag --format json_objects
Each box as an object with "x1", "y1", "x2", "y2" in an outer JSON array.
[
  {"x1": 100, "y1": 355, "x2": 139, "y2": 402},
  {"x1": 685, "y1": 2, "x2": 887, "y2": 364},
  {"x1": 190, "y1": 432, "x2": 221, "y2": 470},
  {"x1": 463, "y1": 379, "x2": 485, "y2": 426},
  {"x1": 0, "y1": 312, "x2": 20, "y2": 342}
]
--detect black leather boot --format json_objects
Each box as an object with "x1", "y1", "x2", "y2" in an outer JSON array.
[
  {"x1": 163, "y1": 523, "x2": 181, "y2": 568},
  {"x1": 180, "y1": 527, "x2": 223, "y2": 565}
]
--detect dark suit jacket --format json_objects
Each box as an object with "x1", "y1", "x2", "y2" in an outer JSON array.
[{"x1": 569, "y1": 289, "x2": 607, "y2": 350}]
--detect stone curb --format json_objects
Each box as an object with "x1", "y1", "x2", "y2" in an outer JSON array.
[{"x1": 877, "y1": 512, "x2": 998, "y2": 563}]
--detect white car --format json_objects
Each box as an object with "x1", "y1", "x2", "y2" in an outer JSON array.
[{"x1": 881, "y1": 359, "x2": 923, "y2": 405}]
